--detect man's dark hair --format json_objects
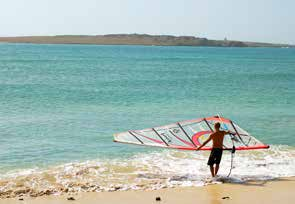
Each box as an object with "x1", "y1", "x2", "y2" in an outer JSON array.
[{"x1": 214, "y1": 122, "x2": 220, "y2": 129}]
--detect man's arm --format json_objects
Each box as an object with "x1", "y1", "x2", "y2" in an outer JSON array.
[
  {"x1": 223, "y1": 130, "x2": 235, "y2": 135},
  {"x1": 196, "y1": 135, "x2": 212, "y2": 151}
]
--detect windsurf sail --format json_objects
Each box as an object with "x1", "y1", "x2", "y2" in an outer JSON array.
[{"x1": 113, "y1": 116, "x2": 269, "y2": 151}]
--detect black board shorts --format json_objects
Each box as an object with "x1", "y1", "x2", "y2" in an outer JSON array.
[{"x1": 207, "y1": 148, "x2": 223, "y2": 165}]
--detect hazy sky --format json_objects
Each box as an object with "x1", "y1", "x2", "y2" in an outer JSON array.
[{"x1": 0, "y1": 0, "x2": 294, "y2": 44}]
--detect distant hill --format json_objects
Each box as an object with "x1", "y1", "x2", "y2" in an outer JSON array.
[{"x1": 0, "y1": 34, "x2": 293, "y2": 47}]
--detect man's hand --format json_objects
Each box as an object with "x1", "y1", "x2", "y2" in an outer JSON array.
[{"x1": 225, "y1": 130, "x2": 236, "y2": 135}]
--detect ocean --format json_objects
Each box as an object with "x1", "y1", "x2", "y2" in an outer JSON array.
[{"x1": 0, "y1": 43, "x2": 294, "y2": 197}]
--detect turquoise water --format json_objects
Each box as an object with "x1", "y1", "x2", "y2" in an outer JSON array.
[{"x1": 0, "y1": 43, "x2": 294, "y2": 174}]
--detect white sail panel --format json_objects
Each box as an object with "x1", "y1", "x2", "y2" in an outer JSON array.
[{"x1": 114, "y1": 116, "x2": 270, "y2": 151}]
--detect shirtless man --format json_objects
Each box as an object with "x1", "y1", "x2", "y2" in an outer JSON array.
[{"x1": 196, "y1": 122, "x2": 230, "y2": 177}]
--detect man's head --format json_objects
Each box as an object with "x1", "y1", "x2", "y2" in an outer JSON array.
[{"x1": 214, "y1": 122, "x2": 220, "y2": 130}]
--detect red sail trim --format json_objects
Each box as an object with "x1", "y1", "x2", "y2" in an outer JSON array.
[
  {"x1": 191, "y1": 130, "x2": 212, "y2": 145},
  {"x1": 176, "y1": 145, "x2": 270, "y2": 151},
  {"x1": 114, "y1": 140, "x2": 270, "y2": 151},
  {"x1": 205, "y1": 116, "x2": 231, "y2": 123},
  {"x1": 174, "y1": 116, "x2": 230, "y2": 126}
]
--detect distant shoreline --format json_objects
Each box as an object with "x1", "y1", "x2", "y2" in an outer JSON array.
[{"x1": 0, "y1": 34, "x2": 293, "y2": 48}]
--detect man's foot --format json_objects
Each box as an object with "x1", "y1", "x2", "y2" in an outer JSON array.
[
  {"x1": 211, "y1": 177, "x2": 218, "y2": 182},
  {"x1": 205, "y1": 177, "x2": 222, "y2": 185}
]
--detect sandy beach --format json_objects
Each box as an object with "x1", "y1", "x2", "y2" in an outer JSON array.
[{"x1": 1, "y1": 177, "x2": 294, "y2": 204}]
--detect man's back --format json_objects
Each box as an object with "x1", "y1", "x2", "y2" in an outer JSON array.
[
  {"x1": 210, "y1": 130, "x2": 226, "y2": 148},
  {"x1": 196, "y1": 122, "x2": 227, "y2": 177}
]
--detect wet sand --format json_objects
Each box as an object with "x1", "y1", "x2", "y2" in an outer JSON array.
[{"x1": 1, "y1": 177, "x2": 294, "y2": 204}]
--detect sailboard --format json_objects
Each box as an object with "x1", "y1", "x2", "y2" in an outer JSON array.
[{"x1": 113, "y1": 116, "x2": 269, "y2": 151}]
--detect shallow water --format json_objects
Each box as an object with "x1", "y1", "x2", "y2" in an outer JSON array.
[
  {"x1": 0, "y1": 43, "x2": 294, "y2": 197},
  {"x1": 0, "y1": 146, "x2": 294, "y2": 198}
]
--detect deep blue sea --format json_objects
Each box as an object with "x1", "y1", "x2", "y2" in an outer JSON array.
[{"x1": 0, "y1": 43, "x2": 294, "y2": 195}]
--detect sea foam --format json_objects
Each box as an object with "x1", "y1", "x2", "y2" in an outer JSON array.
[{"x1": 0, "y1": 145, "x2": 294, "y2": 198}]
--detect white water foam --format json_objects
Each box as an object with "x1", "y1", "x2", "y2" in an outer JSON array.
[{"x1": 0, "y1": 145, "x2": 295, "y2": 198}]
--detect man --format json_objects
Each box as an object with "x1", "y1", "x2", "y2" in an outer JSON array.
[{"x1": 196, "y1": 122, "x2": 230, "y2": 177}]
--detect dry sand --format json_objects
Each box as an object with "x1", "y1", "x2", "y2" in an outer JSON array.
[{"x1": 0, "y1": 177, "x2": 294, "y2": 204}]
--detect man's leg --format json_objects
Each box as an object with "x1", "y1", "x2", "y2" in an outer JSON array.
[
  {"x1": 210, "y1": 165, "x2": 215, "y2": 177},
  {"x1": 214, "y1": 164, "x2": 219, "y2": 176}
]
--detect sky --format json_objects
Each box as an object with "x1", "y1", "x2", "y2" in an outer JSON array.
[{"x1": 0, "y1": 0, "x2": 294, "y2": 44}]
